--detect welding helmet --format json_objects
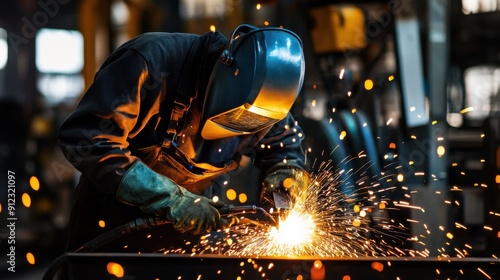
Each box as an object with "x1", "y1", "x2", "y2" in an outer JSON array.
[{"x1": 201, "y1": 24, "x2": 305, "y2": 140}]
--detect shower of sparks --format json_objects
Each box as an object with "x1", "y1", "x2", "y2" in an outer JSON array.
[
  {"x1": 72, "y1": 106, "x2": 499, "y2": 277},
  {"x1": 459, "y1": 107, "x2": 474, "y2": 114},
  {"x1": 193, "y1": 158, "x2": 415, "y2": 258}
]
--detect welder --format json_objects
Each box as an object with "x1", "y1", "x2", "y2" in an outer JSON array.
[{"x1": 58, "y1": 24, "x2": 309, "y2": 252}]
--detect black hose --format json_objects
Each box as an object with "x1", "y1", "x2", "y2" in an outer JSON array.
[
  {"x1": 41, "y1": 252, "x2": 69, "y2": 280},
  {"x1": 75, "y1": 217, "x2": 170, "y2": 253},
  {"x1": 42, "y1": 205, "x2": 268, "y2": 280},
  {"x1": 41, "y1": 217, "x2": 170, "y2": 280}
]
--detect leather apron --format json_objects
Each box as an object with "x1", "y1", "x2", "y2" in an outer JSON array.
[
  {"x1": 150, "y1": 141, "x2": 238, "y2": 195},
  {"x1": 151, "y1": 95, "x2": 239, "y2": 195}
]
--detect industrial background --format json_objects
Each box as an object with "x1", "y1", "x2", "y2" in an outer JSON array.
[{"x1": 1, "y1": 0, "x2": 500, "y2": 279}]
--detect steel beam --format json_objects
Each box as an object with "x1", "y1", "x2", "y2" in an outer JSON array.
[{"x1": 63, "y1": 253, "x2": 500, "y2": 280}]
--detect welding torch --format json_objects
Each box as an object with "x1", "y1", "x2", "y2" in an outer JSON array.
[
  {"x1": 218, "y1": 204, "x2": 276, "y2": 227},
  {"x1": 217, "y1": 204, "x2": 259, "y2": 216}
]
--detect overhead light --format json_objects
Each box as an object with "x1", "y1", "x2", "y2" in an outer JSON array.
[
  {"x1": 0, "y1": 28, "x2": 7, "y2": 70},
  {"x1": 35, "y1": 28, "x2": 83, "y2": 74}
]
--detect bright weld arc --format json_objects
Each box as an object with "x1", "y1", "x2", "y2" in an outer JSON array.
[{"x1": 192, "y1": 164, "x2": 414, "y2": 258}]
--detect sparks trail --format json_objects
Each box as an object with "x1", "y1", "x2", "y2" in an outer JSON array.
[{"x1": 195, "y1": 156, "x2": 418, "y2": 257}]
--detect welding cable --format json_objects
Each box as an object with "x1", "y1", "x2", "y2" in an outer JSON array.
[
  {"x1": 41, "y1": 217, "x2": 170, "y2": 280},
  {"x1": 42, "y1": 205, "x2": 269, "y2": 280},
  {"x1": 75, "y1": 217, "x2": 170, "y2": 253}
]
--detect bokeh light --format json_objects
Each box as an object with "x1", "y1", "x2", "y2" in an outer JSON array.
[
  {"x1": 29, "y1": 176, "x2": 40, "y2": 191},
  {"x1": 364, "y1": 79, "x2": 374, "y2": 90},
  {"x1": 107, "y1": 262, "x2": 124, "y2": 278},
  {"x1": 26, "y1": 252, "x2": 35, "y2": 265},
  {"x1": 22, "y1": 193, "x2": 32, "y2": 208},
  {"x1": 226, "y1": 189, "x2": 237, "y2": 201}
]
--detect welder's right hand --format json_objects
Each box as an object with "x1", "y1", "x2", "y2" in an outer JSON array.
[
  {"x1": 261, "y1": 164, "x2": 310, "y2": 205},
  {"x1": 116, "y1": 160, "x2": 235, "y2": 234}
]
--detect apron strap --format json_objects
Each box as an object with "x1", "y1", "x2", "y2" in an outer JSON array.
[{"x1": 166, "y1": 32, "x2": 221, "y2": 143}]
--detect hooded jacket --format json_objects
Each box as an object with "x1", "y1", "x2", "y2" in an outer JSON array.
[{"x1": 58, "y1": 30, "x2": 306, "y2": 250}]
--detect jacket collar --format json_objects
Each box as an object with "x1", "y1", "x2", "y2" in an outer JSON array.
[{"x1": 176, "y1": 31, "x2": 227, "y2": 101}]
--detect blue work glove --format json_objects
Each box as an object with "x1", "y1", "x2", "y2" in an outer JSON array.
[{"x1": 116, "y1": 160, "x2": 236, "y2": 234}]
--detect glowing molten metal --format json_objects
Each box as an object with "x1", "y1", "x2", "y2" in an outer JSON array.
[{"x1": 270, "y1": 210, "x2": 316, "y2": 246}]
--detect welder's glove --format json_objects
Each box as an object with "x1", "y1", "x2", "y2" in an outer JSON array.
[
  {"x1": 116, "y1": 160, "x2": 236, "y2": 234},
  {"x1": 261, "y1": 164, "x2": 310, "y2": 206}
]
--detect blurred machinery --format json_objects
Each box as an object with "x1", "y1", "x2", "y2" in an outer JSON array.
[
  {"x1": 293, "y1": 0, "x2": 500, "y2": 257},
  {"x1": 296, "y1": 1, "x2": 424, "y2": 248}
]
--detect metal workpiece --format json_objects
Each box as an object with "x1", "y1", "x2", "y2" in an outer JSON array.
[
  {"x1": 63, "y1": 254, "x2": 500, "y2": 280},
  {"x1": 272, "y1": 191, "x2": 292, "y2": 210}
]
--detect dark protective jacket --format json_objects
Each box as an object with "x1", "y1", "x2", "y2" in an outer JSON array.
[{"x1": 58, "y1": 31, "x2": 306, "y2": 251}]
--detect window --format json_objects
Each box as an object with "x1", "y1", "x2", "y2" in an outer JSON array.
[
  {"x1": 448, "y1": 65, "x2": 500, "y2": 127},
  {"x1": 180, "y1": 0, "x2": 228, "y2": 19},
  {"x1": 462, "y1": 0, "x2": 500, "y2": 14},
  {"x1": 35, "y1": 28, "x2": 83, "y2": 73},
  {"x1": 0, "y1": 28, "x2": 7, "y2": 70},
  {"x1": 463, "y1": 66, "x2": 500, "y2": 120},
  {"x1": 35, "y1": 28, "x2": 84, "y2": 104}
]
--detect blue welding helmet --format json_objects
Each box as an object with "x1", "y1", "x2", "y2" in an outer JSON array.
[{"x1": 200, "y1": 24, "x2": 305, "y2": 140}]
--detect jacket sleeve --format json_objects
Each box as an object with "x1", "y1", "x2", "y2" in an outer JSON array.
[
  {"x1": 253, "y1": 112, "x2": 307, "y2": 175},
  {"x1": 58, "y1": 49, "x2": 158, "y2": 194}
]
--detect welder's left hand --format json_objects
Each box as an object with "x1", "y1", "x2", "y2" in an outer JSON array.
[{"x1": 261, "y1": 164, "x2": 310, "y2": 205}]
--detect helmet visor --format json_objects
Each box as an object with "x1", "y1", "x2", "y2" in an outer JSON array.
[
  {"x1": 201, "y1": 104, "x2": 281, "y2": 140},
  {"x1": 201, "y1": 26, "x2": 304, "y2": 140}
]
